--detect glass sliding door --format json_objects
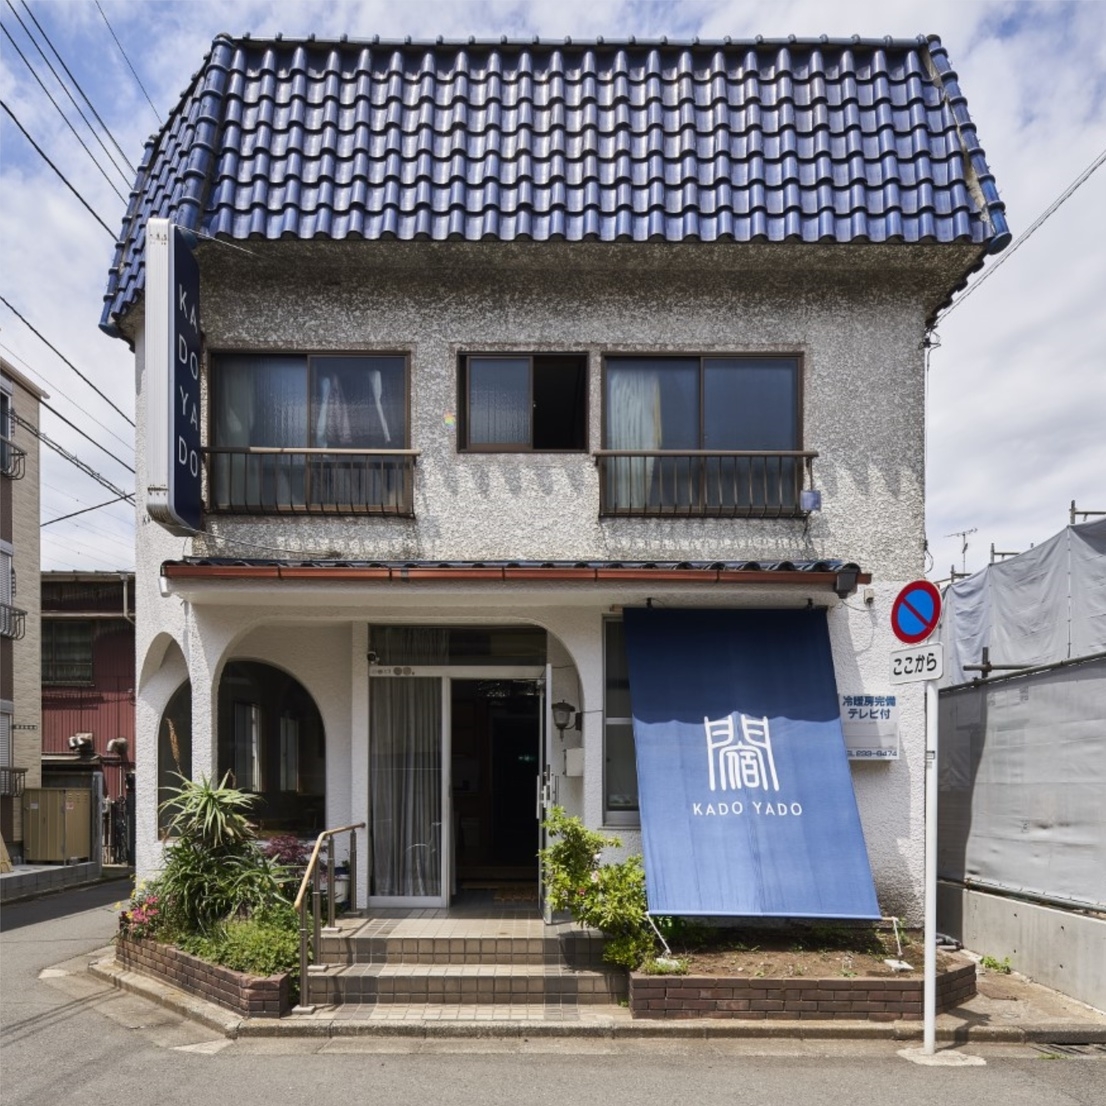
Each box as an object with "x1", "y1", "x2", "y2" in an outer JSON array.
[{"x1": 369, "y1": 677, "x2": 444, "y2": 899}]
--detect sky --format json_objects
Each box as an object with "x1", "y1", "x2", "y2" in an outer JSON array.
[{"x1": 1, "y1": 1, "x2": 1104, "y2": 579}]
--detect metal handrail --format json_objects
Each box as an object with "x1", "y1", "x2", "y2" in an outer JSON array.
[{"x1": 293, "y1": 822, "x2": 365, "y2": 1009}]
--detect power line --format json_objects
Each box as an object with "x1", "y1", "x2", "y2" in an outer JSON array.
[
  {"x1": 0, "y1": 98, "x2": 116, "y2": 238},
  {"x1": 10, "y1": 409, "x2": 134, "y2": 502},
  {"x1": 17, "y1": 0, "x2": 135, "y2": 175},
  {"x1": 941, "y1": 146, "x2": 1106, "y2": 320},
  {"x1": 0, "y1": 342, "x2": 135, "y2": 457},
  {"x1": 0, "y1": 295, "x2": 135, "y2": 427},
  {"x1": 41, "y1": 493, "x2": 131, "y2": 526},
  {"x1": 94, "y1": 0, "x2": 160, "y2": 127},
  {"x1": 1, "y1": 9, "x2": 130, "y2": 200}
]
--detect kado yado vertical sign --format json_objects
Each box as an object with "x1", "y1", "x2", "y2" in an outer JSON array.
[{"x1": 144, "y1": 217, "x2": 203, "y2": 533}]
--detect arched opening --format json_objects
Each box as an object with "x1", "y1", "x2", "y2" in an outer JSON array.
[
  {"x1": 217, "y1": 660, "x2": 325, "y2": 832},
  {"x1": 158, "y1": 681, "x2": 193, "y2": 834}
]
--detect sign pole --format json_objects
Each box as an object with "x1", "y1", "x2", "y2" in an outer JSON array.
[
  {"x1": 888, "y1": 580, "x2": 945, "y2": 1057},
  {"x1": 923, "y1": 677, "x2": 939, "y2": 1055}
]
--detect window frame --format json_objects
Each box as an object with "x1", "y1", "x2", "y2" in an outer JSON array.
[
  {"x1": 599, "y1": 352, "x2": 806, "y2": 518},
  {"x1": 41, "y1": 619, "x2": 95, "y2": 686},
  {"x1": 206, "y1": 348, "x2": 414, "y2": 515},
  {"x1": 457, "y1": 352, "x2": 589, "y2": 454},
  {"x1": 600, "y1": 352, "x2": 804, "y2": 454},
  {"x1": 602, "y1": 616, "x2": 640, "y2": 827}
]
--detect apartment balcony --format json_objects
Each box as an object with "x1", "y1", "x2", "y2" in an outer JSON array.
[
  {"x1": 0, "y1": 602, "x2": 27, "y2": 640},
  {"x1": 1, "y1": 435, "x2": 26, "y2": 480},
  {"x1": 0, "y1": 767, "x2": 28, "y2": 797},
  {"x1": 204, "y1": 448, "x2": 418, "y2": 517},
  {"x1": 594, "y1": 450, "x2": 818, "y2": 519}
]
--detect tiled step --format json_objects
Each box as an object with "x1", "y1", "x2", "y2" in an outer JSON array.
[
  {"x1": 307, "y1": 961, "x2": 627, "y2": 1006},
  {"x1": 317, "y1": 928, "x2": 607, "y2": 969}
]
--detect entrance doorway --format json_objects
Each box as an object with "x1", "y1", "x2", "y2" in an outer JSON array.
[{"x1": 451, "y1": 680, "x2": 542, "y2": 891}]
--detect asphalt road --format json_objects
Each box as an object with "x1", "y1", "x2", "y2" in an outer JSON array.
[{"x1": 2, "y1": 882, "x2": 1104, "y2": 1106}]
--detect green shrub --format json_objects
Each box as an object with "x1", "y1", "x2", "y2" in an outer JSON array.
[
  {"x1": 152, "y1": 774, "x2": 291, "y2": 936},
  {"x1": 182, "y1": 903, "x2": 300, "y2": 980},
  {"x1": 540, "y1": 806, "x2": 655, "y2": 969}
]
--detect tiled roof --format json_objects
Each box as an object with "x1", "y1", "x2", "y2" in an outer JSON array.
[{"x1": 102, "y1": 34, "x2": 1009, "y2": 334}]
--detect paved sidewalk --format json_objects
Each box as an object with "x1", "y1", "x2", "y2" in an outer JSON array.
[{"x1": 88, "y1": 948, "x2": 1106, "y2": 1044}]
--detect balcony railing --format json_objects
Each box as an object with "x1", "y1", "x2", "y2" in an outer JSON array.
[
  {"x1": 1, "y1": 602, "x2": 27, "y2": 640},
  {"x1": 0, "y1": 767, "x2": 28, "y2": 797},
  {"x1": 204, "y1": 448, "x2": 419, "y2": 516},
  {"x1": 1, "y1": 435, "x2": 27, "y2": 479},
  {"x1": 594, "y1": 450, "x2": 818, "y2": 519},
  {"x1": 42, "y1": 660, "x2": 95, "y2": 685}
]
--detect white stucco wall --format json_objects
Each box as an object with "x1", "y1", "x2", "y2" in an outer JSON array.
[{"x1": 127, "y1": 239, "x2": 955, "y2": 921}]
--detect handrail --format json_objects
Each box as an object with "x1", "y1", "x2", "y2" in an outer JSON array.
[
  {"x1": 293, "y1": 821, "x2": 365, "y2": 1011},
  {"x1": 293, "y1": 821, "x2": 365, "y2": 911},
  {"x1": 592, "y1": 449, "x2": 819, "y2": 458}
]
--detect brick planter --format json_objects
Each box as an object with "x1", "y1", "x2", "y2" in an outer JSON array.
[
  {"x1": 116, "y1": 934, "x2": 292, "y2": 1018},
  {"x1": 629, "y1": 959, "x2": 975, "y2": 1020}
]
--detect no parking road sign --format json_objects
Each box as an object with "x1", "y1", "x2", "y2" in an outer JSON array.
[{"x1": 890, "y1": 580, "x2": 942, "y2": 645}]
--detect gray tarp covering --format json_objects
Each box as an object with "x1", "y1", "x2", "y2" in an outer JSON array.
[
  {"x1": 938, "y1": 519, "x2": 1106, "y2": 686},
  {"x1": 938, "y1": 657, "x2": 1106, "y2": 911}
]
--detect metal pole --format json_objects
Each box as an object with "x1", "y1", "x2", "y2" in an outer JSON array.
[
  {"x1": 298, "y1": 900, "x2": 309, "y2": 1008},
  {"x1": 326, "y1": 844, "x2": 336, "y2": 928},
  {"x1": 923, "y1": 678, "x2": 939, "y2": 1055},
  {"x1": 349, "y1": 829, "x2": 358, "y2": 911}
]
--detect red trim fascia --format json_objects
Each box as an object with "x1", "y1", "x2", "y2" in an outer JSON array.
[{"x1": 161, "y1": 564, "x2": 872, "y2": 589}]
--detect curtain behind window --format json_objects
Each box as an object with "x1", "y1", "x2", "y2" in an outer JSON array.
[
  {"x1": 214, "y1": 355, "x2": 307, "y2": 508},
  {"x1": 370, "y1": 677, "x2": 443, "y2": 897}
]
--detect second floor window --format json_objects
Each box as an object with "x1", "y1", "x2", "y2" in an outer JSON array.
[
  {"x1": 602, "y1": 355, "x2": 803, "y2": 516},
  {"x1": 42, "y1": 621, "x2": 94, "y2": 684},
  {"x1": 459, "y1": 354, "x2": 587, "y2": 451},
  {"x1": 210, "y1": 353, "x2": 412, "y2": 515}
]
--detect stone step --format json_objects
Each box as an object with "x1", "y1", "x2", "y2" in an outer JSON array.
[{"x1": 307, "y1": 962, "x2": 628, "y2": 1006}]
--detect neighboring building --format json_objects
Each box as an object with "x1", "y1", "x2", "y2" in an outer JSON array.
[
  {"x1": 937, "y1": 519, "x2": 1106, "y2": 1009},
  {"x1": 1, "y1": 357, "x2": 46, "y2": 863},
  {"x1": 40, "y1": 573, "x2": 135, "y2": 858},
  {"x1": 101, "y1": 36, "x2": 1008, "y2": 920}
]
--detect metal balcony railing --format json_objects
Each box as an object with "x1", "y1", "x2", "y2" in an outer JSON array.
[
  {"x1": 42, "y1": 660, "x2": 95, "y2": 685},
  {"x1": 594, "y1": 450, "x2": 818, "y2": 518},
  {"x1": 0, "y1": 766, "x2": 28, "y2": 797},
  {"x1": 204, "y1": 448, "x2": 419, "y2": 516},
  {"x1": 1, "y1": 602, "x2": 27, "y2": 640},
  {"x1": 1, "y1": 435, "x2": 26, "y2": 479}
]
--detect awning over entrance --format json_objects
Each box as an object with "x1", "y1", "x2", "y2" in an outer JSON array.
[{"x1": 623, "y1": 608, "x2": 880, "y2": 919}]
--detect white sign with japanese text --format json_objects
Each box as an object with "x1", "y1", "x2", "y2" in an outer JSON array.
[
  {"x1": 889, "y1": 642, "x2": 944, "y2": 685},
  {"x1": 840, "y1": 694, "x2": 900, "y2": 760}
]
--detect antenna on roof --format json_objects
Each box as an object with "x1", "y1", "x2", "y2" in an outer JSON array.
[{"x1": 945, "y1": 527, "x2": 977, "y2": 575}]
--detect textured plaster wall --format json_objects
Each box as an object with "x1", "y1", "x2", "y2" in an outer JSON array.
[
  {"x1": 190, "y1": 240, "x2": 931, "y2": 577},
  {"x1": 129, "y1": 240, "x2": 941, "y2": 918}
]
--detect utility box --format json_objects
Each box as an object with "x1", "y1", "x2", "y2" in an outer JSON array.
[{"x1": 21, "y1": 789, "x2": 92, "y2": 863}]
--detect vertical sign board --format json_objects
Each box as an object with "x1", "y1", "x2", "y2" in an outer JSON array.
[{"x1": 144, "y1": 218, "x2": 202, "y2": 534}]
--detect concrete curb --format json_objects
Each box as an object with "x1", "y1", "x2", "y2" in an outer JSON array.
[{"x1": 85, "y1": 953, "x2": 1106, "y2": 1044}]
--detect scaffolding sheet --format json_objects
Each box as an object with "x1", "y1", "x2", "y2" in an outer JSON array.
[
  {"x1": 938, "y1": 656, "x2": 1106, "y2": 911},
  {"x1": 939, "y1": 519, "x2": 1106, "y2": 685}
]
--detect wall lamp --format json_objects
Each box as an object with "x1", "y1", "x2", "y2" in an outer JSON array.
[{"x1": 551, "y1": 700, "x2": 580, "y2": 734}]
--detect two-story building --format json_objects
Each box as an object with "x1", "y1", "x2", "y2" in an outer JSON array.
[{"x1": 102, "y1": 36, "x2": 1007, "y2": 921}]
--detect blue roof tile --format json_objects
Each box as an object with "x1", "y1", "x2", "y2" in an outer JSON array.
[{"x1": 101, "y1": 34, "x2": 1010, "y2": 335}]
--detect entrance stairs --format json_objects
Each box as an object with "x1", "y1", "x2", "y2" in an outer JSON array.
[{"x1": 306, "y1": 907, "x2": 627, "y2": 1011}]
